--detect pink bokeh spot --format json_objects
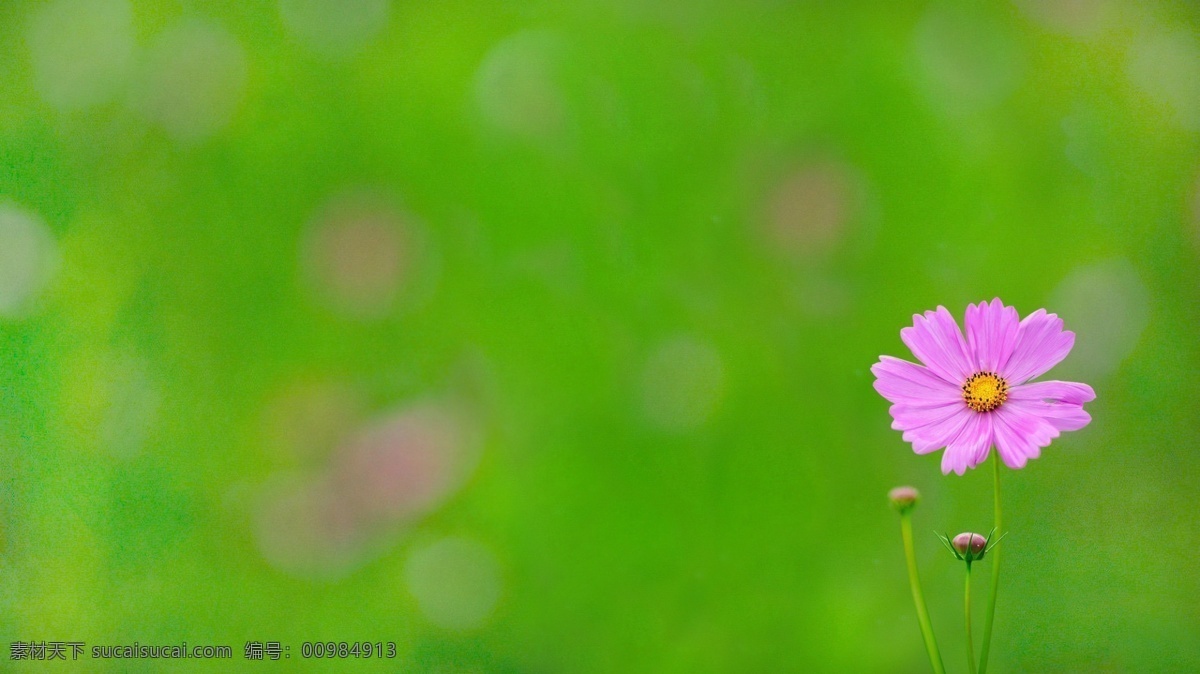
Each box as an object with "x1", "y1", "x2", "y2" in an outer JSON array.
[
  {"x1": 255, "y1": 474, "x2": 370, "y2": 578},
  {"x1": 331, "y1": 404, "x2": 470, "y2": 520},
  {"x1": 764, "y1": 161, "x2": 855, "y2": 258},
  {"x1": 872, "y1": 298, "x2": 1096, "y2": 475},
  {"x1": 301, "y1": 192, "x2": 419, "y2": 320}
]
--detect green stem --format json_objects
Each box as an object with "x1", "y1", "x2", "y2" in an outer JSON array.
[
  {"x1": 979, "y1": 452, "x2": 1003, "y2": 674},
  {"x1": 901, "y1": 512, "x2": 946, "y2": 674},
  {"x1": 965, "y1": 561, "x2": 976, "y2": 674}
]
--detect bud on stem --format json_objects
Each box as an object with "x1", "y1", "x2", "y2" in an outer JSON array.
[
  {"x1": 938, "y1": 529, "x2": 1005, "y2": 564},
  {"x1": 888, "y1": 486, "x2": 920, "y2": 514}
]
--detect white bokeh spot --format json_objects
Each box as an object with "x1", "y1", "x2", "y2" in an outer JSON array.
[
  {"x1": 641, "y1": 336, "x2": 725, "y2": 432},
  {"x1": 1048, "y1": 259, "x2": 1150, "y2": 380},
  {"x1": 0, "y1": 203, "x2": 59, "y2": 318},
  {"x1": 280, "y1": 0, "x2": 390, "y2": 57},
  {"x1": 1127, "y1": 29, "x2": 1200, "y2": 131},
  {"x1": 913, "y1": 7, "x2": 1024, "y2": 116},
  {"x1": 405, "y1": 537, "x2": 502, "y2": 631},
  {"x1": 474, "y1": 30, "x2": 569, "y2": 141},
  {"x1": 27, "y1": 0, "x2": 135, "y2": 111},
  {"x1": 133, "y1": 19, "x2": 248, "y2": 143}
]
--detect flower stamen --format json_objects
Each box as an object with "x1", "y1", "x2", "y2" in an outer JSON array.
[{"x1": 962, "y1": 372, "x2": 1008, "y2": 413}]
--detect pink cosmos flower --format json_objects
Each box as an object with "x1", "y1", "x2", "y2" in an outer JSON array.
[{"x1": 872, "y1": 299, "x2": 1096, "y2": 475}]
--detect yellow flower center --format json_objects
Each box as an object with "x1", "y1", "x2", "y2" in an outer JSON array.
[{"x1": 962, "y1": 371, "x2": 1009, "y2": 413}]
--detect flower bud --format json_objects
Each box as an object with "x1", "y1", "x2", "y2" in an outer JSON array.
[
  {"x1": 888, "y1": 486, "x2": 920, "y2": 514},
  {"x1": 951, "y1": 532, "x2": 987, "y2": 560}
]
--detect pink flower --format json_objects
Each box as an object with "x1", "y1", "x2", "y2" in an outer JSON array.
[{"x1": 872, "y1": 299, "x2": 1096, "y2": 475}]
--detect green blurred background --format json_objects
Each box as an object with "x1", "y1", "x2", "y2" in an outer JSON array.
[{"x1": 2, "y1": 0, "x2": 1199, "y2": 671}]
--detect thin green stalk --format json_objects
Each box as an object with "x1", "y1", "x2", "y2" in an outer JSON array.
[
  {"x1": 979, "y1": 452, "x2": 1003, "y2": 674},
  {"x1": 965, "y1": 561, "x2": 976, "y2": 674},
  {"x1": 901, "y1": 512, "x2": 946, "y2": 674}
]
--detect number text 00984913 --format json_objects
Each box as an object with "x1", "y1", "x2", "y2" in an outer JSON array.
[{"x1": 300, "y1": 642, "x2": 397, "y2": 659}]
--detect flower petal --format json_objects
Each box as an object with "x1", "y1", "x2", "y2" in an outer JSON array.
[
  {"x1": 1008, "y1": 380, "x2": 1095, "y2": 431},
  {"x1": 889, "y1": 400, "x2": 965, "y2": 432},
  {"x1": 900, "y1": 306, "x2": 975, "y2": 384},
  {"x1": 964, "y1": 298, "x2": 1020, "y2": 373},
  {"x1": 940, "y1": 412, "x2": 993, "y2": 475},
  {"x1": 970, "y1": 412, "x2": 996, "y2": 467},
  {"x1": 871, "y1": 356, "x2": 962, "y2": 405},
  {"x1": 1008, "y1": 380, "x2": 1096, "y2": 405},
  {"x1": 1000, "y1": 309, "x2": 1076, "y2": 385},
  {"x1": 902, "y1": 407, "x2": 972, "y2": 455},
  {"x1": 1008, "y1": 400, "x2": 1092, "y2": 432},
  {"x1": 992, "y1": 405, "x2": 1059, "y2": 469}
]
